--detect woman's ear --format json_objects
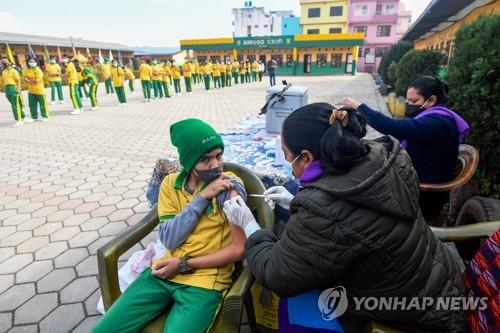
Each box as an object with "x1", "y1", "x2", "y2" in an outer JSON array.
[
  {"x1": 427, "y1": 95, "x2": 438, "y2": 107},
  {"x1": 301, "y1": 150, "x2": 315, "y2": 164}
]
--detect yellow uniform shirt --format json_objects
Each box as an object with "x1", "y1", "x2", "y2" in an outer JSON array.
[
  {"x1": 1, "y1": 67, "x2": 21, "y2": 87},
  {"x1": 101, "y1": 63, "x2": 111, "y2": 79},
  {"x1": 65, "y1": 62, "x2": 79, "y2": 84},
  {"x1": 201, "y1": 65, "x2": 210, "y2": 75},
  {"x1": 77, "y1": 71, "x2": 84, "y2": 83},
  {"x1": 240, "y1": 64, "x2": 247, "y2": 74},
  {"x1": 162, "y1": 65, "x2": 171, "y2": 81},
  {"x1": 111, "y1": 66, "x2": 124, "y2": 87},
  {"x1": 124, "y1": 68, "x2": 135, "y2": 80},
  {"x1": 46, "y1": 63, "x2": 62, "y2": 82},
  {"x1": 154, "y1": 171, "x2": 241, "y2": 291},
  {"x1": 182, "y1": 63, "x2": 192, "y2": 78},
  {"x1": 139, "y1": 63, "x2": 152, "y2": 81},
  {"x1": 226, "y1": 64, "x2": 233, "y2": 73},
  {"x1": 24, "y1": 67, "x2": 45, "y2": 95},
  {"x1": 252, "y1": 62, "x2": 259, "y2": 72},
  {"x1": 232, "y1": 61, "x2": 240, "y2": 72},
  {"x1": 171, "y1": 66, "x2": 181, "y2": 79},
  {"x1": 220, "y1": 64, "x2": 226, "y2": 74},
  {"x1": 151, "y1": 64, "x2": 163, "y2": 81},
  {"x1": 212, "y1": 64, "x2": 221, "y2": 77}
]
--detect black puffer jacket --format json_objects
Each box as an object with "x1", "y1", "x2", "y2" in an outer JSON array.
[{"x1": 246, "y1": 136, "x2": 465, "y2": 332}]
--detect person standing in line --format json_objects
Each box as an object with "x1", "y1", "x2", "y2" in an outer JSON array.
[
  {"x1": 101, "y1": 58, "x2": 114, "y2": 96},
  {"x1": 83, "y1": 68, "x2": 99, "y2": 110},
  {"x1": 1, "y1": 56, "x2": 32, "y2": 127},
  {"x1": 225, "y1": 61, "x2": 232, "y2": 87},
  {"x1": 171, "y1": 60, "x2": 182, "y2": 96},
  {"x1": 220, "y1": 61, "x2": 226, "y2": 88},
  {"x1": 232, "y1": 59, "x2": 240, "y2": 84},
  {"x1": 182, "y1": 58, "x2": 193, "y2": 95},
  {"x1": 123, "y1": 65, "x2": 135, "y2": 93},
  {"x1": 24, "y1": 57, "x2": 49, "y2": 122},
  {"x1": 46, "y1": 57, "x2": 64, "y2": 104},
  {"x1": 258, "y1": 60, "x2": 265, "y2": 82},
  {"x1": 139, "y1": 59, "x2": 152, "y2": 102},
  {"x1": 167, "y1": 60, "x2": 173, "y2": 85},
  {"x1": 161, "y1": 61, "x2": 171, "y2": 98},
  {"x1": 201, "y1": 62, "x2": 211, "y2": 92},
  {"x1": 267, "y1": 58, "x2": 277, "y2": 86},
  {"x1": 64, "y1": 57, "x2": 84, "y2": 115},
  {"x1": 239, "y1": 60, "x2": 247, "y2": 84},
  {"x1": 251, "y1": 59, "x2": 259, "y2": 82},
  {"x1": 111, "y1": 60, "x2": 126, "y2": 106},
  {"x1": 245, "y1": 60, "x2": 251, "y2": 83},
  {"x1": 212, "y1": 61, "x2": 221, "y2": 89},
  {"x1": 151, "y1": 59, "x2": 164, "y2": 100}
]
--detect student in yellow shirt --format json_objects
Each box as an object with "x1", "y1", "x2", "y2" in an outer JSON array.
[
  {"x1": 123, "y1": 65, "x2": 135, "y2": 93},
  {"x1": 111, "y1": 60, "x2": 126, "y2": 106},
  {"x1": 77, "y1": 65, "x2": 89, "y2": 100},
  {"x1": 151, "y1": 59, "x2": 164, "y2": 100},
  {"x1": 161, "y1": 61, "x2": 171, "y2": 98},
  {"x1": 239, "y1": 61, "x2": 247, "y2": 84},
  {"x1": 182, "y1": 57, "x2": 193, "y2": 94},
  {"x1": 1, "y1": 56, "x2": 31, "y2": 127},
  {"x1": 101, "y1": 58, "x2": 114, "y2": 96},
  {"x1": 83, "y1": 68, "x2": 99, "y2": 110},
  {"x1": 24, "y1": 58, "x2": 49, "y2": 122},
  {"x1": 92, "y1": 118, "x2": 246, "y2": 333},
  {"x1": 251, "y1": 60, "x2": 259, "y2": 82},
  {"x1": 46, "y1": 58, "x2": 64, "y2": 104},
  {"x1": 244, "y1": 60, "x2": 251, "y2": 83},
  {"x1": 64, "y1": 57, "x2": 84, "y2": 115},
  {"x1": 167, "y1": 60, "x2": 173, "y2": 85},
  {"x1": 225, "y1": 61, "x2": 232, "y2": 87},
  {"x1": 138, "y1": 58, "x2": 152, "y2": 102},
  {"x1": 192, "y1": 59, "x2": 199, "y2": 85},
  {"x1": 201, "y1": 62, "x2": 211, "y2": 91},
  {"x1": 212, "y1": 61, "x2": 221, "y2": 89},
  {"x1": 220, "y1": 62, "x2": 226, "y2": 88},
  {"x1": 232, "y1": 60, "x2": 240, "y2": 84},
  {"x1": 171, "y1": 60, "x2": 182, "y2": 96}
]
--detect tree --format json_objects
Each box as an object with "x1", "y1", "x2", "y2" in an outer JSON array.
[
  {"x1": 447, "y1": 14, "x2": 500, "y2": 197},
  {"x1": 394, "y1": 50, "x2": 444, "y2": 96},
  {"x1": 378, "y1": 41, "x2": 413, "y2": 85}
]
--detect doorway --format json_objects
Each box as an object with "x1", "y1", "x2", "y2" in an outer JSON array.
[{"x1": 303, "y1": 54, "x2": 311, "y2": 73}]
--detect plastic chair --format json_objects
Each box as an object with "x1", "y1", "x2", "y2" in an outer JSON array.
[
  {"x1": 419, "y1": 144, "x2": 479, "y2": 192},
  {"x1": 366, "y1": 220, "x2": 500, "y2": 333},
  {"x1": 96, "y1": 162, "x2": 275, "y2": 332}
]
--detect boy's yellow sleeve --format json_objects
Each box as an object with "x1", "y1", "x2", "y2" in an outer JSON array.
[{"x1": 158, "y1": 175, "x2": 180, "y2": 222}]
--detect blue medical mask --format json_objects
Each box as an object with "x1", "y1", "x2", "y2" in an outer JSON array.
[{"x1": 284, "y1": 154, "x2": 302, "y2": 180}]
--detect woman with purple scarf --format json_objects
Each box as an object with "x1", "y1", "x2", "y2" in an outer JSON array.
[
  {"x1": 338, "y1": 76, "x2": 469, "y2": 222},
  {"x1": 223, "y1": 103, "x2": 465, "y2": 333}
]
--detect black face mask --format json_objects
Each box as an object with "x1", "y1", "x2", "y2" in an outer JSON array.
[
  {"x1": 405, "y1": 103, "x2": 424, "y2": 118},
  {"x1": 194, "y1": 165, "x2": 223, "y2": 184}
]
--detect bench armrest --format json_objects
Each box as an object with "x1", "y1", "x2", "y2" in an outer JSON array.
[{"x1": 431, "y1": 221, "x2": 500, "y2": 242}]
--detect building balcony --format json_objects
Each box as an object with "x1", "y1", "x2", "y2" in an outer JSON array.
[{"x1": 348, "y1": 14, "x2": 398, "y2": 24}]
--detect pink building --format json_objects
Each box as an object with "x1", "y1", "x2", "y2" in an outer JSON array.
[
  {"x1": 396, "y1": 1, "x2": 412, "y2": 41},
  {"x1": 348, "y1": 0, "x2": 408, "y2": 73}
]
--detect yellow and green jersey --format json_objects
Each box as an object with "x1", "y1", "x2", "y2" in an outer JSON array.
[
  {"x1": 212, "y1": 64, "x2": 221, "y2": 77},
  {"x1": 65, "y1": 62, "x2": 79, "y2": 84},
  {"x1": 83, "y1": 69, "x2": 98, "y2": 85},
  {"x1": 24, "y1": 67, "x2": 45, "y2": 95},
  {"x1": 182, "y1": 63, "x2": 192, "y2": 78},
  {"x1": 124, "y1": 67, "x2": 135, "y2": 80},
  {"x1": 225, "y1": 64, "x2": 233, "y2": 73},
  {"x1": 171, "y1": 66, "x2": 181, "y2": 79},
  {"x1": 1, "y1": 66, "x2": 21, "y2": 87},
  {"x1": 151, "y1": 64, "x2": 163, "y2": 81},
  {"x1": 232, "y1": 61, "x2": 240, "y2": 72},
  {"x1": 46, "y1": 63, "x2": 62, "y2": 82},
  {"x1": 100, "y1": 63, "x2": 111, "y2": 79},
  {"x1": 111, "y1": 66, "x2": 124, "y2": 87},
  {"x1": 162, "y1": 65, "x2": 171, "y2": 81},
  {"x1": 139, "y1": 63, "x2": 152, "y2": 81}
]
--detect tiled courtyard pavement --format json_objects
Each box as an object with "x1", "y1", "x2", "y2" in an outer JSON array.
[{"x1": 0, "y1": 74, "x2": 388, "y2": 332}]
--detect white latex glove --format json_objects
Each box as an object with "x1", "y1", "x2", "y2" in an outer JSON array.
[
  {"x1": 223, "y1": 195, "x2": 261, "y2": 237},
  {"x1": 263, "y1": 186, "x2": 294, "y2": 210}
]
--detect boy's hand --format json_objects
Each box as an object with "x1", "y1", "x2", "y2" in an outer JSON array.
[
  {"x1": 151, "y1": 258, "x2": 180, "y2": 279},
  {"x1": 199, "y1": 176, "x2": 234, "y2": 200}
]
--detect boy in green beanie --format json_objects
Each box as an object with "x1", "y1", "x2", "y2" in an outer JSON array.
[{"x1": 92, "y1": 118, "x2": 247, "y2": 333}]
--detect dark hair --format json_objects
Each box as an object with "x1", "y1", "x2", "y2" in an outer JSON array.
[
  {"x1": 282, "y1": 103, "x2": 370, "y2": 175},
  {"x1": 408, "y1": 76, "x2": 449, "y2": 104}
]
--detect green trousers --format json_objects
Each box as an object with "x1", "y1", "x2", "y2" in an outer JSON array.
[
  {"x1": 233, "y1": 72, "x2": 239, "y2": 84},
  {"x1": 240, "y1": 74, "x2": 245, "y2": 83},
  {"x1": 5, "y1": 85, "x2": 25, "y2": 121},
  {"x1": 92, "y1": 269, "x2": 222, "y2": 333},
  {"x1": 49, "y1": 81, "x2": 64, "y2": 102},
  {"x1": 245, "y1": 72, "x2": 251, "y2": 83},
  {"x1": 128, "y1": 79, "x2": 134, "y2": 92},
  {"x1": 203, "y1": 74, "x2": 211, "y2": 90},
  {"x1": 153, "y1": 80, "x2": 164, "y2": 98},
  {"x1": 28, "y1": 92, "x2": 48, "y2": 119},
  {"x1": 141, "y1": 80, "x2": 152, "y2": 99},
  {"x1": 69, "y1": 83, "x2": 83, "y2": 109},
  {"x1": 213, "y1": 76, "x2": 221, "y2": 88},
  {"x1": 105, "y1": 78, "x2": 114, "y2": 94},
  {"x1": 78, "y1": 81, "x2": 89, "y2": 98},
  {"x1": 221, "y1": 73, "x2": 226, "y2": 88},
  {"x1": 162, "y1": 81, "x2": 171, "y2": 97},
  {"x1": 193, "y1": 73, "x2": 198, "y2": 84},
  {"x1": 115, "y1": 86, "x2": 126, "y2": 103},
  {"x1": 226, "y1": 73, "x2": 232, "y2": 86},
  {"x1": 252, "y1": 72, "x2": 258, "y2": 82},
  {"x1": 173, "y1": 79, "x2": 181, "y2": 93},
  {"x1": 89, "y1": 84, "x2": 98, "y2": 107},
  {"x1": 184, "y1": 77, "x2": 192, "y2": 92}
]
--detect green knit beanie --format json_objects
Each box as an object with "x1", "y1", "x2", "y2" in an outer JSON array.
[{"x1": 170, "y1": 118, "x2": 224, "y2": 188}]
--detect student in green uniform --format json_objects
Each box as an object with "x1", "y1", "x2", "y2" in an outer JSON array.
[
  {"x1": 139, "y1": 59, "x2": 152, "y2": 102},
  {"x1": 225, "y1": 61, "x2": 232, "y2": 87},
  {"x1": 91, "y1": 118, "x2": 246, "y2": 333},
  {"x1": 111, "y1": 60, "x2": 126, "y2": 106},
  {"x1": 151, "y1": 59, "x2": 164, "y2": 100},
  {"x1": 76, "y1": 65, "x2": 89, "y2": 100},
  {"x1": 83, "y1": 68, "x2": 99, "y2": 110},
  {"x1": 101, "y1": 58, "x2": 114, "y2": 95},
  {"x1": 123, "y1": 65, "x2": 135, "y2": 93},
  {"x1": 64, "y1": 57, "x2": 84, "y2": 115},
  {"x1": 46, "y1": 58, "x2": 64, "y2": 104},
  {"x1": 171, "y1": 60, "x2": 182, "y2": 96},
  {"x1": 1, "y1": 56, "x2": 31, "y2": 127},
  {"x1": 24, "y1": 57, "x2": 49, "y2": 122}
]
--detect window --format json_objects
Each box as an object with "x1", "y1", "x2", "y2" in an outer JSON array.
[
  {"x1": 264, "y1": 24, "x2": 268, "y2": 28},
  {"x1": 375, "y1": 47, "x2": 389, "y2": 57},
  {"x1": 247, "y1": 25, "x2": 252, "y2": 37},
  {"x1": 330, "y1": 6, "x2": 343, "y2": 16},
  {"x1": 376, "y1": 4, "x2": 382, "y2": 15},
  {"x1": 329, "y1": 28, "x2": 342, "y2": 33},
  {"x1": 316, "y1": 53, "x2": 327, "y2": 67},
  {"x1": 210, "y1": 56, "x2": 221, "y2": 63},
  {"x1": 308, "y1": 8, "x2": 321, "y2": 18},
  {"x1": 307, "y1": 29, "x2": 320, "y2": 34},
  {"x1": 198, "y1": 56, "x2": 207, "y2": 63},
  {"x1": 254, "y1": 25, "x2": 259, "y2": 28},
  {"x1": 283, "y1": 24, "x2": 287, "y2": 28},
  {"x1": 358, "y1": 47, "x2": 363, "y2": 58},
  {"x1": 384, "y1": 4, "x2": 396, "y2": 15},
  {"x1": 355, "y1": 5, "x2": 368, "y2": 16},
  {"x1": 271, "y1": 54, "x2": 283, "y2": 67},
  {"x1": 353, "y1": 26, "x2": 367, "y2": 34},
  {"x1": 286, "y1": 54, "x2": 293, "y2": 67},
  {"x1": 331, "y1": 53, "x2": 342, "y2": 67},
  {"x1": 376, "y1": 25, "x2": 391, "y2": 37},
  {"x1": 364, "y1": 47, "x2": 371, "y2": 56}
]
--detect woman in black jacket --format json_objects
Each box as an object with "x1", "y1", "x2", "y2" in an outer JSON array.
[{"x1": 223, "y1": 103, "x2": 465, "y2": 332}]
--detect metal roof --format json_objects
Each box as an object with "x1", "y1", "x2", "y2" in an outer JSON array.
[
  {"x1": 133, "y1": 47, "x2": 180, "y2": 56},
  {"x1": 402, "y1": 0, "x2": 476, "y2": 42},
  {"x1": 0, "y1": 31, "x2": 133, "y2": 51}
]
